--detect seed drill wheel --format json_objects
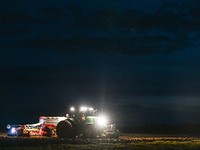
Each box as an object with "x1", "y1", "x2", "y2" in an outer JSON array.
[
  {"x1": 17, "y1": 129, "x2": 23, "y2": 136},
  {"x1": 105, "y1": 132, "x2": 119, "y2": 138},
  {"x1": 57, "y1": 119, "x2": 75, "y2": 138},
  {"x1": 44, "y1": 126, "x2": 52, "y2": 137}
]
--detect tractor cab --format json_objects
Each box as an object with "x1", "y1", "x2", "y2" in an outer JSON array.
[{"x1": 68, "y1": 107, "x2": 97, "y2": 122}]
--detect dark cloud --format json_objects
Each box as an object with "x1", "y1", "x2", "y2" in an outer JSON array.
[
  {"x1": 38, "y1": 7, "x2": 69, "y2": 24},
  {"x1": 0, "y1": 11, "x2": 44, "y2": 37},
  {"x1": 122, "y1": 103, "x2": 143, "y2": 110},
  {"x1": 40, "y1": 7, "x2": 66, "y2": 16},
  {"x1": 1, "y1": 1, "x2": 198, "y2": 55},
  {"x1": 0, "y1": 8, "x2": 5, "y2": 15},
  {"x1": 4, "y1": 34, "x2": 189, "y2": 55},
  {"x1": 0, "y1": 12, "x2": 43, "y2": 25},
  {"x1": 0, "y1": 25, "x2": 31, "y2": 37}
]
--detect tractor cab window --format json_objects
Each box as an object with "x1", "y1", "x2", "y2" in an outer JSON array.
[{"x1": 81, "y1": 109, "x2": 97, "y2": 117}]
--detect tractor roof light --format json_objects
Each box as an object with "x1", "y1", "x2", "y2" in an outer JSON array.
[
  {"x1": 80, "y1": 107, "x2": 87, "y2": 111},
  {"x1": 70, "y1": 107, "x2": 75, "y2": 111},
  {"x1": 89, "y1": 108, "x2": 93, "y2": 111}
]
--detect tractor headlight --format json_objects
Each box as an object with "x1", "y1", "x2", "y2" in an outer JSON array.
[
  {"x1": 11, "y1": 127, "x2": 16, "y2": 134},
  {"x1": 98, "y1": 117, "x2": 107, "y2": 126}
]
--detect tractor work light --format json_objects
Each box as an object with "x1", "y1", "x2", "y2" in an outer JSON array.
[
  {"x1": 97, "y1": 117, "x2": 107, "y2": 126},
  {"x1": 70, "y1": 107, "x2": 75, "y2": 111},
  {"x1": 80, "y1": 107, "x2": 87, "y2": 111}
]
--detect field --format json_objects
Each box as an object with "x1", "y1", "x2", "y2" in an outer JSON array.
[{"x1": 1, "y1": 133, "x2": 200, "y2": 150}]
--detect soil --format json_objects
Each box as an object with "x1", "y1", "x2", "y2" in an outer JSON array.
[{"x1": 1, "y1": 133, "x2": 200, "y2": 150}]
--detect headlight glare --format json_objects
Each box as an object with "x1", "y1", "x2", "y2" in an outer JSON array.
[
  {"x1": 11, "y1": 127, "x2": 16, "y2": 133},
  {"x1": 98, "y1": 117, "x2": 107, "y2": 126}
]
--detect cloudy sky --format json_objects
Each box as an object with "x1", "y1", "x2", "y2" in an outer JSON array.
[{"x1": 1, "y1": 0, "x2": 200, "y2": 126}]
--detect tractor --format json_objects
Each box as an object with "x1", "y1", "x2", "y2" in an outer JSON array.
[{"x1": 57, "y1": 106, "x2": 120, "y2": 138}]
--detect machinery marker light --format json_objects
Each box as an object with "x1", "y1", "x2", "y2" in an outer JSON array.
[
  {"x1": 11, "y1": 127, "x2": 16, "y2": 133},
  {"x1": 80, "y1": 107, "x2": 87, "y2": 111},
  {"x1": 7, "y1": 124, "x2": 11, "y2": 129},
  {"x1": 70, "y1": 107, "x2": 75, "y2": 111},
  {"x1": 98, "y1": 117, "x2": 107, "y2": 126}
]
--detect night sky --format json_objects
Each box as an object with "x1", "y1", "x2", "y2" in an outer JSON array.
[{"x1": 1, "y1": 0, "x2": 200, "y2": 127}]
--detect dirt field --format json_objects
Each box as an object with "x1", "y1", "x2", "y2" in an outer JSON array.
[{"x1": 1, "y1": 133, "x2": 200, "y2": 150}]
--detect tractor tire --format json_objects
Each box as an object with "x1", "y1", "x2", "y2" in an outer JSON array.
[
  {"x1": 84, "y1": 124, "x2": 97, "y2": 138},
  {"x1": 57, "y1": 119, "x2": 75, "y2": 138}
]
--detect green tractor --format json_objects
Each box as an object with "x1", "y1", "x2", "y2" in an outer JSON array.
[{"x1": 56, "y1": 106, "x2": 120, "y2": 138}]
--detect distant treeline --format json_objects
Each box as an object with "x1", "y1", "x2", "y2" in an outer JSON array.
[{"x1": 119, "y1": 124, "x2": 200, "y2": 135}]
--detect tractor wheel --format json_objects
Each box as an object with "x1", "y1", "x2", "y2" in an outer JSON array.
[
  {"x1": 84, "y1": 125, "x2": 97, "y2": 138},
  {"x1": 57, "y1": 119, "x2": 75, "y2": 138}
]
